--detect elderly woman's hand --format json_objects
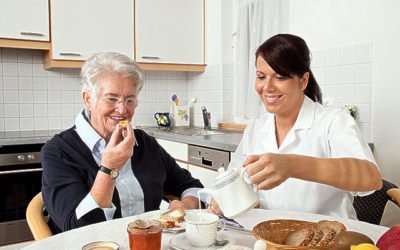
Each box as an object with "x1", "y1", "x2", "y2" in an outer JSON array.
[
  {"x1": 101, "y1": 124, "x2": 135, "y2": 169},
  {"x1": 243, "y1": 153, "x2": 293, "y2": 190},
  {"x1": 207, "y1": 198, "x2": 224, "y2": 216},
  {"x1": 168, "y1": 196, "x2": 200, "y2": 210}
]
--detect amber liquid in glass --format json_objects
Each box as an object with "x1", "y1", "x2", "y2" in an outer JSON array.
[{"x1": 127, "y1": 225, "x2": 162, "y2": 250}]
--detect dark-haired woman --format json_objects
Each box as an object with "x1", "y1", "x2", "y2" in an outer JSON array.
[{"x1": 209, "y1": 34, "x2": 381, "y2": 220}]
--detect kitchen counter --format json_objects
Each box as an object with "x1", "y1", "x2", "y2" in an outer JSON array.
[
  {"x1": 141, "y1": 126, "x2": 243, "y2": 152},
  {"x1": 0, "y1": 128, "x2": 374, "y2": 154},
  {"x1": 0, "y1": 130, "x2": 62, "y2": 146},
  {"x1": 141, "y1": 126, "x2": 375, "y2": 153},
  {"x1": 0, "y1": 127, "x2": 243, "y2": 152}
]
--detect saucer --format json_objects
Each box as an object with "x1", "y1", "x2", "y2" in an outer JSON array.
[{"x1": 169, "y1": 232, "x2": 234, "y2": 250}]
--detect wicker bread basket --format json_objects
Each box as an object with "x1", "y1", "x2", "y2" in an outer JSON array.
[{"x1": 252, "y1": 219, "x2": 336, "y2": 250}]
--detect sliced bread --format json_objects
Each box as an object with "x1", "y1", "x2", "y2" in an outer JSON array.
[
  {"x1": 317, "y1": 220, "x2": 346, "y2": 234},
  {"x1": 307, "y1": 227, "x2": 324, "y2": 247},
  {"x1": 316, "y1": 226, "x2": 337, "y2": 247},
  {"x1": 159, "y1": 207, "x2": 186, "y2": 228},
  {"x1": 284, "y1": 228, "x2": 315, "y2": 247}
]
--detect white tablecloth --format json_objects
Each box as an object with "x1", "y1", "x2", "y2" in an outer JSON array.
[{"x1": 22, "y1": 209, "x2": 388, "y2": 250}]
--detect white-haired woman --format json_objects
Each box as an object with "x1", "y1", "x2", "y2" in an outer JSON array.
[{"x1": 41, "y1": 52, "x2": 203, "y2": 233}]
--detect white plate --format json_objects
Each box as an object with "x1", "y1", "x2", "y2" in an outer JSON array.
[
  {"x1": 169, "y1": 232, "x2": 234, "y2": 250},
  {"x1": 137, "y1": 209, "x2": 186, "y2": 232}
]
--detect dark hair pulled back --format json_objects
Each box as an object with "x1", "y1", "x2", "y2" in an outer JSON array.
[{"x1": 255, "y1": 34, "x2": 322, "y2": 104}]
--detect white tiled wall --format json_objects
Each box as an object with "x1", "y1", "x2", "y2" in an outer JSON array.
[
  {"x1": 0, "y1": 48, "x2": 193, "y2": 131},
  {"x1": 311, "y1": 42, "x2": 373, "y2": 141},
  {"x1": 187, "y1": 63, "x2": 231, "y2": 128},
  {"x1": 5, "y1": 45, "x2": 367, "y2": 135},
  {"x1": 134, "y1": 71, "x2": 188, "y2": 127}
]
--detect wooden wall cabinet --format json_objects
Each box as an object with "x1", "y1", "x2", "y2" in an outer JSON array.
[
  {"x1": 134, "y1": 0, "x2": 205, "y2": 72},
  {"x1": 0, "y1": 0, "x2": 206, "y2": 72},
  {"x1": 0, "y1": 0, "x2": 50, "y2": 50},
  {"x1": 44, "y1": 0, "x2": 134, "y2": 69}
]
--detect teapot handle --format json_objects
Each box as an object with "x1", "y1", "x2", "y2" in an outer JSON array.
[
  {"x1": 240, "y1": 167, "x2": 259, "y2": 192},
  {"x1": 240, "y1": 166, "x2": 251, "y2": 184}
]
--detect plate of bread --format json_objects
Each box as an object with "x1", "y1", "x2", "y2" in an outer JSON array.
[
  {"x1": 138, "y1": 208, "x2": 186, "y2": 232},
  {"x1": 158, "y1": 208, "x2": 186, "y2": 231}
]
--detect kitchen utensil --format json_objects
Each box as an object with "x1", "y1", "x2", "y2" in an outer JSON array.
[
  {"x1": 188, "y1": 96, "x2": 197, "y2": 107},
  {"x1": 221, "y1": 224, "x2": 253, "y2": 235},
  {"x1": 173, "y1": 106, "x2": 190, "y2": 127},
  {"x1": 198, "y1": 167, "x2": 259, "y2": 218},
  {"x1": 171, "y1": 94, "x2": 179, "y2": 106}
]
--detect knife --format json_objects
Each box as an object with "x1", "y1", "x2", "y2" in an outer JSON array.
[
  {"x1": 222, "y1": 224, "x2": 253, "y2": 235},
  {"x1": 217, "y1": 216, "x2": 253, "y2": 235}
]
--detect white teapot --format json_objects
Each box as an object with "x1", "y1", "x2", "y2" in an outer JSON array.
[{"x1": 198, "y1": 167, "x2": 259, "y2": 218}]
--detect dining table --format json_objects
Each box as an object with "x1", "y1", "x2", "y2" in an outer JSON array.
[{"x1": 21, "y1": 209, "x2": 388, "y2": 250}]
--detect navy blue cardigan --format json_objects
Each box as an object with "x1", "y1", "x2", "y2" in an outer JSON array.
[{"x1": 41, "y1": 128, "x2": 203, "y2": 233}]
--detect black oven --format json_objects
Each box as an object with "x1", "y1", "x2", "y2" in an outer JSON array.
[{"x1": 0, "y1": 143, "x2": 44, "y2": 246}]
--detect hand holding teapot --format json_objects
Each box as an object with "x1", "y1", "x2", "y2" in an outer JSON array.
[
  {"x1": 244, "y1": 153, "x2": 292, "y2": 190},
  {"x1": 198, "y1": 167, "x2": 259, "y2": 218}
]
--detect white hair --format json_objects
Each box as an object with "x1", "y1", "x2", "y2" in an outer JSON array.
[{"x1": 80, "y1": 52, "x2": 144, "y2": 106}]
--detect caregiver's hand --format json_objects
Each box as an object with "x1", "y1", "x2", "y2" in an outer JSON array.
[{"x1": 243, "y1": 153, "x2": 293, "y2": 190}]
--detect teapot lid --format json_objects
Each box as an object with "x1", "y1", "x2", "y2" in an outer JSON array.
[{"x1": 213, "y1": 167, "x2": 241, "y2": 189}]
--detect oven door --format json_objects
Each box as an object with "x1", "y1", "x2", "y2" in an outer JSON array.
[{"x1": 0, "y1": 144, "x2": 43, "y2": 246}]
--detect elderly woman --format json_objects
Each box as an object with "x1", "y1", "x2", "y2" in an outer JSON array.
[
  {"x1": 209, "y1": 34, "x2": 382, "y2": 220},
  {"x1": 41, "y1": 52, "x2": 203, "y2": 233}
]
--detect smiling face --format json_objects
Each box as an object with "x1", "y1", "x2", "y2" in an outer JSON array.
[
  {"x1": 83, "y1": 74, "x2": 138, "y2": 141},
  {"x1": 255, "y1": 56, "x2": 309, "y2": 119}
]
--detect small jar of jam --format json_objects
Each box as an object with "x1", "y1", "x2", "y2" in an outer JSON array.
[{"x1": 127, "y1": 221, "x2": 162, "y2": 250}]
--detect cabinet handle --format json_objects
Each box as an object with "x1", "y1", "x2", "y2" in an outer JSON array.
[
  {"x1": 0, "y1": 168, "x2": 43, "y2": 175},
  {"x1": 141, "y1": 56, "x2": 160, "y2": 59},
  {"x1": 20, "y1": 32, "x2": 44, "y2": 37},
  {"x1": 59, "y1": 52, "x2": 82, "y2": 56}
]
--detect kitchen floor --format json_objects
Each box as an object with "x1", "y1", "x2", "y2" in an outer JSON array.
[{"x1": 0, "y1": 241, "x2": 33, "y2": 250}]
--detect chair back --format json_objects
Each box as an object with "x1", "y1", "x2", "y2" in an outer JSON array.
[
  {"x1": 26, "y1": 192, "x2": 53, "y2": 240},
  {"x1": 353, "y1": 179, "x2": 399, "y2": 225}
]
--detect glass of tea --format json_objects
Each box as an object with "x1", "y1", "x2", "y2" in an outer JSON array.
[{"x1": 127, "y1": 221, "x2": 162, "y2": 250}]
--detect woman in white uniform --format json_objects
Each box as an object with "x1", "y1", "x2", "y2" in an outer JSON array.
[{"x1": 209, "y1": 34, "x2": 382, "y2": 219}]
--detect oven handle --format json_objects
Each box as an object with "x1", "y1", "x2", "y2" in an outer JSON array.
[{"x1": 0, "y1": 168, "x2": 43, "y2": 175}]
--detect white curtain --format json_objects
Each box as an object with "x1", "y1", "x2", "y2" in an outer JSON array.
[{"x1": 233, "y1": 0, "x2": 283, "y2": 121}]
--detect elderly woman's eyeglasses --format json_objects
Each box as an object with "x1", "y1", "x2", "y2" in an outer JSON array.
[{"x1": 103, "y1": 97, "x2": 137, "y2": 108}]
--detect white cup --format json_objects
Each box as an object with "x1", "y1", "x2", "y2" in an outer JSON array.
[{"x1": 184, "y1": 212, "x2": 226, "y2": 247}]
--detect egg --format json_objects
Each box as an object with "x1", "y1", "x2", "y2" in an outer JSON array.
[{"x1": 335, "y1": 231, "x2": 375, "y2": 250}]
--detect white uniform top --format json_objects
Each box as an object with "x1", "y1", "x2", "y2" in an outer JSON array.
[{"x1": 229, "y1": 96, "x2": 378, "y2": 220}]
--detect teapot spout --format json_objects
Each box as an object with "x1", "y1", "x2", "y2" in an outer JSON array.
[{"x1": 198, "y1": 188, "x2": 219, "y2": 205}]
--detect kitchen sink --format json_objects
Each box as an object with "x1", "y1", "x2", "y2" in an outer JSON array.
[{"x1": 192, "y1": 130, "x2": 224, "y2": 136}]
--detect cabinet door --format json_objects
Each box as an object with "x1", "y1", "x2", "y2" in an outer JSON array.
[
  {"x1": 0, "y1": 0, "x2": 49, "y2": 41},
  {"x1": 50, "y1": 0, "x2": 133, "y2": 60},
  {"x1": 188, "y1": 164, "x2": 218, "y2": 189},
  {"x1": 135, "y1": 0, "x2": 204, "y2": 65},
  {"x1": 156, "y1": 139, "x2": 188, "y2": 162}
]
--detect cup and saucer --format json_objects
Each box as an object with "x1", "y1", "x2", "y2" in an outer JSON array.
[
  {"x1": 169, "y1": 211, "x2": 235, "y2": 250},
  {"x1": 169, "y1": 231, "x2": 234, "y2": 250}
]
